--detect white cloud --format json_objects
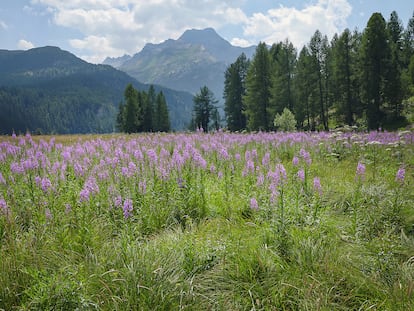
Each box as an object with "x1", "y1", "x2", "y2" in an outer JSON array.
[
  {"x1": 29, "y1": 0, "x2": 352, "y2": 62},
  {"x1": 17, "y1": 39, "x2": 35, "y2": 50},
  {"x1": 242, "y1": 0, "x2": 352, "y2": 49},
  {"x1": 231, "y1": 37, "x2": 252, "y2": 47}
]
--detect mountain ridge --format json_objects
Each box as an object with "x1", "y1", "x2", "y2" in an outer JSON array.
[{"x1": 103, "y1": 28, "x2": 256, "y2": 98}]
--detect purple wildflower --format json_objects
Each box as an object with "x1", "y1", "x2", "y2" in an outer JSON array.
[
  {"x1": 45, "y1": 208, "x2": 53, "y2": 221},
  {"x1": 41, "y1": 177, "x2": 52, "y2": 193},
  {"x1": 65, "y1": 203, "x2": 72, "y2": 214},
  {"x1": 292, "y1": 156, "x2": 299, "y2": 166},
  {"x1": 356, "y1": 162, "x2": 366, "y2": 181},
  {"x1": 395, "y1": 167, "x2": 405, "y2": 183},
  {"x1": 0, "y1": 198, "x2": 9, "y2": 215},
  {"x1": 297, "y1": 169, "x2": 305, "y2": 182},
  {"x1": 0, "y1": 172, "x2": 5, "y2": 184},
  {"x1": 313, "y1": 177, "x2": 322, "y2": 195},
  {"x1": 256, "y1": 173, "x2": 264, "y2": 186},
  {"x1": 79, "y1": 188, "x2": 90, "y2": 202},
  {"x1": 250, "y1": 198, "x2": 259, "y2": 211},
  {"x1": 123, "y1": 198, "x2": 133, "y2": 219},
  {"x1": 299, "y1": 148, "x2": 312, "y2": 165}
]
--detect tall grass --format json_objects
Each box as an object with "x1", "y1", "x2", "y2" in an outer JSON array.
[{"x1": 0, "y1": 130, "x2": 413, "y2": 310}]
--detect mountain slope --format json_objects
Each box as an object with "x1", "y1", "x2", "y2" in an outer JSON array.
[
  {"x1": 0, "y1": 47, "x2": 193, "y2": 134},
  {"x1": 106, "y1": 28, "x2": 255, "y2": 99}
]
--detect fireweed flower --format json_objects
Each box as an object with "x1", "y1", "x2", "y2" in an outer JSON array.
[
  {"x1": 0, "y1": 198, "x2": 9, "y2": 215},
  {"x1": 313, "y1": 177, "x2": 322, "y2": 195},
  {"x1": 0, "y1": 172, "x2": 5, "y2": 184},
  {"x1": 250, "y1": 198, "x2": 259, "y2": 211},
  {"x1": 41, "y1": 177, "x2": 52, "y2": 193},
  {"x1": 395, "y1": 167, "x2": 405, "y2": 183},
  {"x1": 297, "y1": 169, "x2": 305, "y2": 182},
  {"x1": 356, "y1": 162, "x2": 366, "y2": 181},
  {"x1": 299, "y1": 148, "x2": 312, "y2": 165},
  {"x1": 123, "y1": 198, "x2": 133, "y2": 219},
  {"x1": 256, "y1": 173, "x2": 264, "y2": 186}
]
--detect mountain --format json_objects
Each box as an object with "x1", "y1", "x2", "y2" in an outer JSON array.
[
  {"x1": 102, "y1": 54, "x2": 132, "y2": 68},
  {"x1": 105, "y1": 28, "x2": 256, "y2": 100},
  {"x1": 0, "y1": 47, "x2": 193, "y2": 134}
]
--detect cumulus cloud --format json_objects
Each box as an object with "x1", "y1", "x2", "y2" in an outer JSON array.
[
  {"x1": 243, "y1": 0, "x2": 352, "y2": 49},
  {"x1": 29, "y1": 0, "x2": 352, "y2": 62},
  {"x1": 17, "y1": 39, "x2": 35, "y2": 50}
]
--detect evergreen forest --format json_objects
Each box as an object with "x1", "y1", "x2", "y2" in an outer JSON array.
[{"x1": 224, "y1": 11, "x2": 414, "y2": 132}]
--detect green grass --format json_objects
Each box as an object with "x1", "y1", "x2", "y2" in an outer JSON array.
[{"x1": 0, "y1": 131, "x2": 413, "y2": 310}]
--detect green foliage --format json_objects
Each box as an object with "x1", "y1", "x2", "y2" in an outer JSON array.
[
  {"x1": 225, "y1": 11, "x2": 414, "y2": 132},
  {"x1": 273, "y1": 108, "x2": 297, "y2": 131},
  {"x1": 0, "y1": 131, "x2": 413, "y2": 310},
  {"x1": 192, "y1": 86, "x2": 218, "y2": 132},
  {"x1": 0, "y1": 47, "x2": 193, "y2": 134},
  {"x1": 224, "y1": 53, "x2": 249, "y2": 131},
  {"x1": 244, "y1": 42, "x2": 273, "y2": 131},
  {"x1": 117, "y1": 84, "x2": 171, "y2": 133}
]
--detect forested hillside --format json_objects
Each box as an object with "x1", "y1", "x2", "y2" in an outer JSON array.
[{"x1": 0, "y1": 47, "x2": 193, "y2": 134}]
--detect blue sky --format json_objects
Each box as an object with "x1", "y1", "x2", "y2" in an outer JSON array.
[{"x1": 1, "y1": 1, "x2": 413, "y2": 63}]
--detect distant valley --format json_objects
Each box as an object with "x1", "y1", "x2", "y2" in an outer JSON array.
[{"x1": 0, "y1": 28, "x2": 254, "y2": 135}]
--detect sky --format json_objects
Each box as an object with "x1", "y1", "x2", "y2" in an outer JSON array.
[{"x1": 1, "y1": 0, "x2": 413, "y2": 63}]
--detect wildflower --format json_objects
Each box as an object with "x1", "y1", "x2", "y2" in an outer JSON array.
[
  {"x1": 356, "y1": 161, "x2": 366, "y2": 181},
  {"x1": 45, "y1": 208, "x2": 53, "y2": 221},
  {"x1": 139, "y1": 180, "x2": 147, "y2": 194},
  {"x1": 79, "y1": 188, "x2": 90, "y2": 202},
  {"x1": 41, "y1": 177, "x2": 52, "y2": 193},
  {"x1": 0, "y1": 198, "x2": 9, "y2": 215},
  {"x1": 218, "y1": 171, "x2": 223, "y2": 179},
  {"x1": 299, "y1": 148, "x2": 312, "y2": 165},
  {"x1": 123, "y1": 198, "x2": 133, "y2": 219},
  {"x1": 297, "y1": 169, "x2": 305, "y2": 182},
  {"x1": 292, "y1": 156, "x2": 299, "y2": 166},
  {"x1": 0, "y1": 172, "x2": 5, "y2": 184},
  {"x1": 313, "y1": 177, "x2": 322, "y2": 195},
  {"x1": 262, "y1": 152, "x2": 270, "y2": 167},
  {"x1": 250, "y1": 198, "x2": 259, "y2": 211},
  {"x1": 256, "y1": 173, "x2": 264, "y2": 186},
  {"x1": 65, "y1": 203, "x2": 72, "y2": 214},
  {"x1": 395, "y1": 167, "x2": 405, "y2": 183}
]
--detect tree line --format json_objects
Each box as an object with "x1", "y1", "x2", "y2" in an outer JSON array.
[
  {"x1": 224, "y1": 11, "x2": 414, "y2": 131},
  {"x1": 117, "y1": 84, "x2": 171, "y2": 133}
]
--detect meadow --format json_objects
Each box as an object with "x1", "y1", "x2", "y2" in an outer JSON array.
[{"x1": 0, "y1": 130, "x2": 413, "y2": 310}]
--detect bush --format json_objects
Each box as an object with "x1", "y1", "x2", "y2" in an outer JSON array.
[{"x1": 273, "y1": 108, "x2": 297, "y2": 131}]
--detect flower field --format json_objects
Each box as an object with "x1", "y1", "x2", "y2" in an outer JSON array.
[{"x1": 1, "y1": 130, "x2": 413, "y2": 310}]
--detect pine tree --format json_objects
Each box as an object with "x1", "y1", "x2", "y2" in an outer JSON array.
[
  {"x1": 116, "y1": 102, "x2": 125, "y2": 131},
  {"x1": 193, "y1": 86, "x2": 218, "y2": 133},
  {"x1": 309, "y1": 30, "x2": 329, "y2": 130},
  {"x1": 123, "y1": 84, "x2": 141, "y2": 133},
  {"x1": 361, "y1": 13, "x2": 391, "y2": 129},
  {"x1": 331, "y1": 29, "x2": 361, "y2": 125},
  {"x1": 269, "y1": 40, "x2": 297, "y2": 117},
  {"x1": 155, "y1": 91, "x2": 170, "y2": 132},
  {"x1": 295, "y1": 46, "x2": 317, "y2": 130},
  {"x1": 244, "y1": 42, "x2": 272, "y2": 131},
  {"x1": 385, "y1": 11, "x2": 404, "y2": 118},
  {"x1": 142, "y1": 85, "x2": 156, "y2": 131},
  {"x1": 224, "y1": 53, "x2": 249, "y2": 131}
]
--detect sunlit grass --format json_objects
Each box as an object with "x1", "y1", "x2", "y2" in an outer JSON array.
[{"x1": 0, "y1": 130, "x2": 413, "y2": 310}]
